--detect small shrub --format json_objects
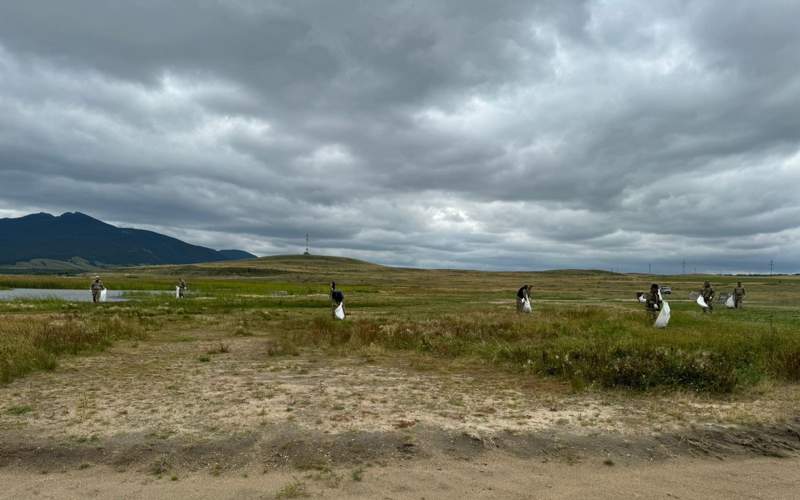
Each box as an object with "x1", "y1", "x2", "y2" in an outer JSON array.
[
  {"x1": 233, "y1": 325, "x2": 253, "y2": 337},
  {"x1": 206, "y1": 343, "x2": 230, "y2": 355},
  {"x1": 149, "y1": 455, "x2": 171, "y2": 476},
  {"x1": 275, "y1": 479, "x2": 309, "y2": 499},
  {"x1": 6, "y1": 404, "x2": 33, "y2": 415},
  {"x1": 265, "y1": 340, "x2": 299, "y2": 357}
]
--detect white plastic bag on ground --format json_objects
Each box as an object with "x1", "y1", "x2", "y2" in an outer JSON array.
[
  {"x1": 176, "y1": 286, "x2": 181, "y2": 299},
  {"x1": 99, "y1": 289, "x2": 107, "y2": 302},
  {"x1": 655, "y1": 301, "x2": 670, "y2": 328},
  {"x1": 334, "y1": 303, "x2": 345, "y2": 320},
  {"x1": 725, "y1": 294, "x2": 735, "y2": 308},
  {"x1": 696, "y1": 296, "x2": 708, "y2": 309},
  {"x1": 522, "y1": 298, "x2": 532, "y2": 313}
]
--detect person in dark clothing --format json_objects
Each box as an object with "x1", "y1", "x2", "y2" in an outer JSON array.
[
  {"x1": 701, "y1": 281, "x2": 715, "y2": 313},
  {"x1": 516, "y1": 284, "x2": 532, "y2": 313},
  {"x1": 330, "y1": 281, "x2": 345, "y2": 318},
  {"x1": 90, "y1": 276, "x2": 105, "y2": 304},
  {"x1": 177, "y1": 278, "x2": 188, "y2": 299},
  {"x1": 733, "y1": 281, "x2": 746, "y2": 309},
  {"x1": 644, "y1": 283, "x2": 663, "y2": 321}
]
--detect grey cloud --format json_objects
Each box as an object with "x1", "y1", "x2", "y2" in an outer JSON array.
[{"x1": 0, "y1": 1, "x2": 799, "y2": 272}]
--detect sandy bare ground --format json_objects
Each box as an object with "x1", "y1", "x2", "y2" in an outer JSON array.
[
  {"x1": 2, "y1": 456, "x2": 799, "y2": 499},
  {"x1": 2, "y1": 326, "x2": 799, "y2": 499}
]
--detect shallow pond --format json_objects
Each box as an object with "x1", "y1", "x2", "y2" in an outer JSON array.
[{"x1": 0, "y1": 288, "x2": 170, "y2": 302}]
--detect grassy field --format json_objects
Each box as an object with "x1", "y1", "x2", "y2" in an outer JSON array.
[
  {"x1": 0, "y1": 314, "x2": 147, "y2": 383},
  {"x1": 1, "y1": 255, "x2": 799, "y2": 392}
]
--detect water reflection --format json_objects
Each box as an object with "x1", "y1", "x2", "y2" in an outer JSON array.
[{"x1": 0, "y1": 288, "x2": 132, "y2": 302}]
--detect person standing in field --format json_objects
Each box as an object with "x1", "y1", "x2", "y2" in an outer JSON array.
[
  {"x1": 645, "y1": 283, "x2": 663, "y2": 321},
  {"x1": 330, "y1": 281, "x2": 345, "y2": 318},
  {"x1": 90, "y1": 276, "x2": 105, "y2": 304},
  {"x1": 701, "y1": 281, "x2": 715, "y2": 313},
  {"x1": 733, "y1": 281, "x2": 746, "y2": 309},
  {"x1": 177, "y1": 278, "x2": 188, "y2": 299},
  {"x1": 516, "y1": 284, "x2": 532, "y2": 313}
]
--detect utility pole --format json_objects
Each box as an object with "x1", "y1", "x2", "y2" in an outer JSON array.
[
  {"x1": 770, "y1": 259, "x2": 774, "y2": 276},
  {"x1": 304, "y1": 233, "x2": 310, "y2": 256},
  {"x1": 682, "y1": 260, "x2": 686, "y2": 275},
  {"x1": 648, "y1": 263, "x2": 651, "y2": 274}
]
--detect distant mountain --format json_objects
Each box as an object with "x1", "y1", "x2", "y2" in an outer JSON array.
[{"x1": 0, "y1": 212, "x2": 257, "y2": 267}]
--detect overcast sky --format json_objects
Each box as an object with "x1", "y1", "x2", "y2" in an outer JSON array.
[{"x1": 1, "y1": 1, "x2": 798, "y2": 273}]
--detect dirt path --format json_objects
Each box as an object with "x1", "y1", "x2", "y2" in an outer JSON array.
[
  {"x1": 2, "y1": 327, "x2": 799, "y2": 498},
  {"x1": 2, "y1": 455, "x2": 799, "y2": 499}
]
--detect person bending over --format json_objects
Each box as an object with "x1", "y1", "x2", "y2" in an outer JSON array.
[
  {"x1": 516, "y1": 284, "x2": 532, "y2": 313},
  {"x1": 701, "y1": 281, "x2": 715, "y2": 313},
  {"x1": 330, "y1": 281, "x2": 345, "y2": 318},
  {"x1": 645, "y1": 283, "x2": 663, "y2": 322}
]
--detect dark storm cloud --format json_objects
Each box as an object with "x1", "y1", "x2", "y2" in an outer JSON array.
[{"x1": 0, "y1": 0, "x2": 799, "y2": 272}]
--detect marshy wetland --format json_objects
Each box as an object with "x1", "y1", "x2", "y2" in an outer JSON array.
[{"x1": 1, "y1": 256, "x2": 799, "y2": 498}]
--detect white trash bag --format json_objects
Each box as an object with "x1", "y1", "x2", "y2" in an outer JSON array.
[
  {"x1": 334, "y1": 303, "x2": 345, "y2": 320},
  {"x1": 655, "y1": 301, "x2": 671, "y2": 328},
  {"x1": 696, "y1": 295, "x2": 708, "y2": 309},
  {"x1": 522, "y1": 298, "x2": 532, "y2": 313},
  {"x1": 725, "y1": 294, "x2": 735, "y2": 308},
  {"x1": 99, "y1": 289, "x2": 108, "y2": 303},
  {"x1": 176, "y1": 286, "x2": 181, "y2": 299}
]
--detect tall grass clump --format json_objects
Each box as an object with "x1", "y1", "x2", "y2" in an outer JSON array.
[
  {"x1": 0, "y1": 315, "x2": 147, "y2": 383},
  {"x1": 307, "y1": 307, "x2": 800, "y2": 393}
]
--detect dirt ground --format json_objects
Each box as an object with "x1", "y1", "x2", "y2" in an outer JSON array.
[
  {"x1": 3, "y1": 455, "x2": 800, "y2": 499},
  {"x1": 2, "y1": 327, "x2": 799, "y2": 499}
]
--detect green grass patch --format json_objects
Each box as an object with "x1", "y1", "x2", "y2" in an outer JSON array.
[
  {"x1": 303, "y1": 306, "x2": 800, "y2": 393},
  {"x1": 6, "y1": 404, "x2": 33, "y2": 415},
  {"x1": 0, "y1": 315, "x2": 148, "y2": 384},
  {"x1": 3, "y1": 265, "x2": 800, "y2": 394}
]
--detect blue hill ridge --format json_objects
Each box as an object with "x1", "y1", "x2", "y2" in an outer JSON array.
[{"x1": 0, "y1": 212, "x2": 257, "y2": 266}]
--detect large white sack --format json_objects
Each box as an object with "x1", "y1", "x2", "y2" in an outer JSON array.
[
  {"x1": 655, "y1": 301, "x2": 671, "y2": 328},
  {"x1": 696, "y1": 295, "x2": 708, "y2": 308},
  {"x1": 334, "y1": 303, "x2": 345, "y2": 320},
  {"x1": 725, "y1": 294, "x2": 735, "y2": 308},
  {"x1": 100, "y1": 289, "x2": 107, "y2": 302},
  {"x1": 522, "y1": 298, "x2": 532, "y2": 313},
  {"x1": 176, "y1": 286, "x2": 181, "y2": 299}
]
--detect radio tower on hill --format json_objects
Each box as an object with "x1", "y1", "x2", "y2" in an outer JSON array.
[{"x1": 304, "y1": 233, "x2": 310, "y2": 256}]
